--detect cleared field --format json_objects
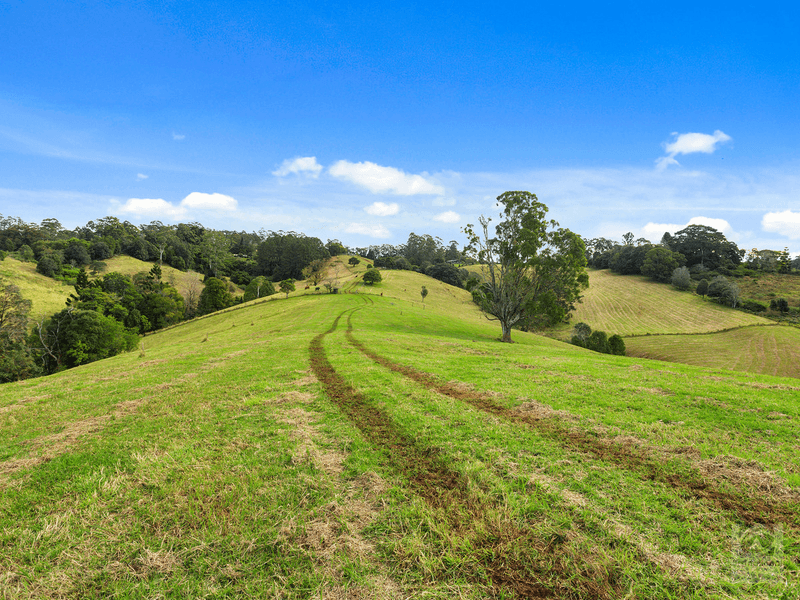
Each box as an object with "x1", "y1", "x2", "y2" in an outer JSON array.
[
  {"x1": 567, "y1": 269, "x2": 769, "y2": 336},
  {"x1": 1, "y1": 267, "x2": 798, "y2": 598},
  {"x1": 0, "y1": 256, "x2": 71, "y2": 318},
  {"x1": 625, "y1": 324, "x2": 800, "y2": 379},
  {"x1": 101, "y1": 256, "x2": 208, "y2": 297}
]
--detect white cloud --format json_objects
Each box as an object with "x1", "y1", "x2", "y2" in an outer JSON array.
[
  {"x1": 181, "y1": 192, "x2": 238, "y2": 211},
  {"x1": 762, "y1": 210, "x2": 800, "y2": 239},
  {"x1": 172, "y1": 132, "x2": 185, "y2": 141},
  {"x1": 345, "y1": 223, "x2": 391, "y2": 238},
  {"x1": 117, "y1": 198, "x2": 187, "y2": 219},
  {"x1": 329, "y1": 160, "x2": 444, "y2": 195},
  {"x1": 364, "y1": 201, "x2": 400, "y2": 216},
  {"x1": 656, "y1": 130, "x2": 731, "y2": 170},
  {"x1": 136, "y1": 173, "x2": 148, "y2": 180},
  {"x1": 433, "y1": 211, "x2": 460, "y2": 224},
  {"x1": 432, "y1": 196, "x2": 457, "y2": 207},
  {"x1": 641, "y1": 216, "x2": 735, "y2": 242},
  {"x1": 272, "y1": 156, "x2": 323, "y2": 178}
]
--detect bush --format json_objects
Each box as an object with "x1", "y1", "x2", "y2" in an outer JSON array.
[
  {"x1": 33, "y1": 308, "x2": 138, "y2": 374},
  {"x1": 695, "y1": 279, "x2": 708, "y2": 298},
  {"x1": 198, "y1": 277, "x2": 234, "y2": 314},
  {"x1": 586, "y1": 330, "x2": 610, "y2": 353},
  {"x1": 671, "y1": 266, "x2": 691, "y2": 290},
  {"x1": 608, "y1": 334, "x2": 626, "y2": 356},
  {"x1": 363, "y1": 269, "x2": 382, "y2": 285},
  {"x1": 770, "y1": 298, "x2": 790, "y2": 313},
  {"x1": 572, "y1": 322, "x2": 591, "y2": 344},
  {"x1": 741, "y1": 299, "x2": 767, "y2": 313}
]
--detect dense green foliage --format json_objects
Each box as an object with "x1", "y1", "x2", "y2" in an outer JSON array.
[
  {"x1": 31, "y1": 308, "x2": 139, "y2": 374},
  {"x1": 464, "y1": 191, "x2": 588, "y2": 341},
  {"x1": 243, "y1": 276, "x2": 276, "y2": 301},
  {"x1": 0, "y1": 278, "x2": 39, "y2": 381},
  {"x1": 570, "y1": 322, "x2": 625, "y2": 355},
  {"x1": 198, "y1": 278, "x2": 235, "y2": 315},
  {"x1": 362, "y1": 269, "x2": 382, "y2": 285}
]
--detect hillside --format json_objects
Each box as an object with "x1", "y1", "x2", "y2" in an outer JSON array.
[
  {"x1": 1, "y1": 267, "x2": 798, "y2": 599},
  {"x1": 0, "y1": 256, "x2": 72, "y2": 318},
  {"x1": 100, "y1": 256, "x2": 211, "y2": 297},
  {"x1": 568, "y1": 269, "x2": 770, "y2": 336}
]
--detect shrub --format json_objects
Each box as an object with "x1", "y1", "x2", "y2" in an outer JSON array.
[
  {"x1": 608, "y1": 334, "x2": 626, "y2": 356},
  {"x1": 572, "y1": 322, "x2": 591, "y2": 344},
  {"x1": 198, "y1": 277, "x2": 234, "y2": 314},
  {"x1": 363, "y1": 269, "x2": 382, "y2": 285},
  {"x1": 741, "y1": 299, "x2": 767, "y2": 313},
  {"x1": 671, "y1": 266, "x2": 691, "y2": 290},
  {"x1": 695, "y1": 279, "x2": 708, "y2": 298},
  {"x1": 770, "y1": 298, "x2": 790, "y2": 313},
  {"x1": 586, "y1": 330, "x2": 610, "y2": 353}
]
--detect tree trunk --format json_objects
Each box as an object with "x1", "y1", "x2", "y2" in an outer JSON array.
[{"x1": 501, "y1": 322, "x2": 513, "y2": 343}]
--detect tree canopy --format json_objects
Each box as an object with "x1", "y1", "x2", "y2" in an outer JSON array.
[{"x1": 464, "y1": 191, "x2": 588, "y2": 342}]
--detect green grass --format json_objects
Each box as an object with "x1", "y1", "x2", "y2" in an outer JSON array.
[
  {"x1": 1, "y1": 267, "x2": 798, "y2": 598},
  {"x1": 736, "y1": 273, "x2": 800, "y2": 308},
  {"x1": 0, "y1": 256, "x2": 72, "y2": 319},
  {"x1": 625, "y1": 324, "x2": 800, "y2": 379},
  {"x1": 100, "y1": 256, "x2": 210, "y2": 297},
  {"x1": 565, "y1": 270, "x2": 769, "y2": 337}
]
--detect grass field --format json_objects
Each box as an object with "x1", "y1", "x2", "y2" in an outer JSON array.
[
  {"x1": 625, "y1": 324, "x2": 800, "y2": 379},
  {"x1": 565, "y1": 270, "x2": 769, "y2": 337},
  {"x1": 100, "y1": 256, "x2": 210, "y2": 297},
  {"x1": 1, "y1": 267, "x2": 798, "y2": 598},
  {"x1": 0, "y1": 256, "x2": 72, "y2": 318}
]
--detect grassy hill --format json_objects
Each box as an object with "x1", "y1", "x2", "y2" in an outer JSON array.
[
  {"x1": 1, "y1": 268, "x2": 798, "y2": 598},
  {"x1": 567, "y1": 270, "x2": 770, "y2": 336},
  {"x1": 100, "y1": 256, "x2": 211, "y2": 297},
  {"x1": 0, "y1": 256, "x2": 72, "y2": 318}
]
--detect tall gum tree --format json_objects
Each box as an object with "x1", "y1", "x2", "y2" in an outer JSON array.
[{"x1": 464, "y1": 191, "x2": 588, "y2": 343}]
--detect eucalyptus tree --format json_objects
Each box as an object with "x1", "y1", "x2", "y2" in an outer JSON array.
[{"x1": 464, "y1": 191, "x2": 588, "y2": 342}]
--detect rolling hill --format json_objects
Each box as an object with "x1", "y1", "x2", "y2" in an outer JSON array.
[
  {"x1": 564, "y1": 269, "x2": 800, "y2": 380},
  {"x1": 1, "y1": 262, "x2": 798, "y2": 598}
]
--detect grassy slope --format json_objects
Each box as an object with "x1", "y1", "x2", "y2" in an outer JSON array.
[
  {"x1": 100, "y1": 256, "x2": 209, "y2": 297},
  {"x1": 0, "y1": 256, "x2": 72, "y2": 318},
  {"x1": 568, "y1": 270, "x2": 769, "y2": 336},
  {"x1": 737, "y1": 273, "x2": 800, "y2": 308},
  {"x1": 562, "y1": 269, "x2": 800, "y2": 379},
  {"x1": 1, "y1": 267, "x2": 798, "y2": 598}
]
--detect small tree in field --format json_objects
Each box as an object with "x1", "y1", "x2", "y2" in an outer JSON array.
[
  {"x1": 348, "y1": 256, "x2": 361, "y2": 267},
  {"x1": 608, "y1": 334, "x2": 626, "y2": 356},
  {"x1": 362, "y1": 269, "x2": 381, "y2": 285},
  {"x1": 279, "y1": 279, "x2": 296, "y2": 298},
  {"x1": 571, "y1": 322, "x2": 591, "y2": 346},
  {"x1": 420, "y1": 285, "x2": 428, "y2": 306},
  {"x1": 671, "y1": 266, "x2": 691, "y2": 290},
  {"x1": 696, "y1": 279, "x2": 708, "y2": 299},
  {"x1": 464, "y1": 191, "x2": 588, "y2": 342}
]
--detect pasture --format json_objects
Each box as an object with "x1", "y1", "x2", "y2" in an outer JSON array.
[
  {"x1": 1, "y1": 267, "x2": 798, "y2": 599},
  {"x1": 565, "y1": 270, "x2": 769, "y2": 337},
  {"x1": 0, "y1": 256, "x2": 72, "y2": 319}
]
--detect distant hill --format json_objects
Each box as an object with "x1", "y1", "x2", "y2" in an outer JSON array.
[
  {"x1": 567, "y1": 269, "x2": 769, "y2": 336},
  {"x1": 0, "y1": 256, "x2": 71, "y2": 318},
  {"x1": 563, "y1": 269, "x2": 800, "y2": 379}
]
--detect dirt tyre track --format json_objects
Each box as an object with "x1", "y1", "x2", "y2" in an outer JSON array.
[
  {"x1": 309, "y1": 309, "x2": 622, "y2": 599},
  {"x1": 343, "y1": 312, "x2": 800, "y2": 532}
]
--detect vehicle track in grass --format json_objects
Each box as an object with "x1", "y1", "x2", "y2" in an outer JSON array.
[
  {"x1": 344, "y1": 310, "x2": 800, "y2": 532},
  {"x1": 309, "y1": 309, "x2": 622, "y2": 600}
]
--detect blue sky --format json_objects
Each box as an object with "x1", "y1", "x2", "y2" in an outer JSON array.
[{"x1": 1, "y1": 1, "x2": 799, "y2": 253}]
